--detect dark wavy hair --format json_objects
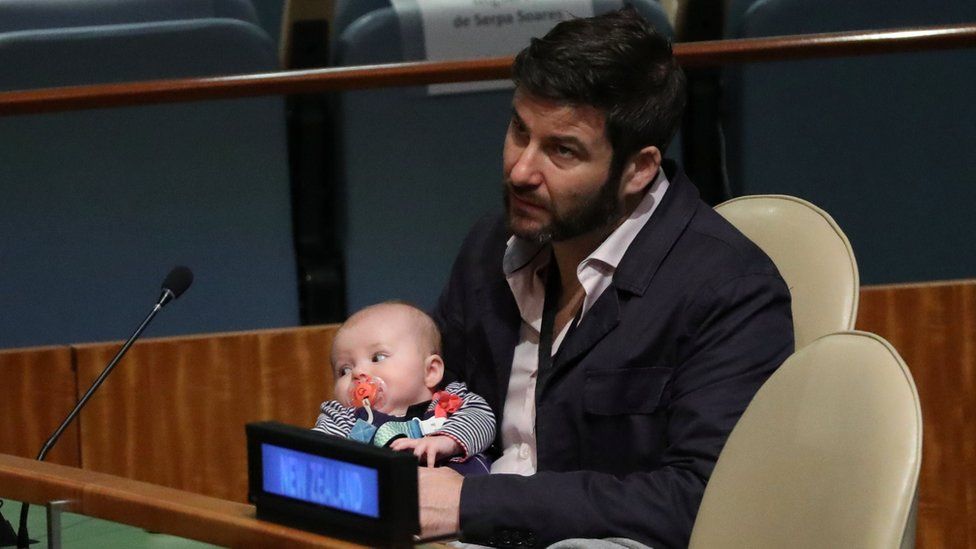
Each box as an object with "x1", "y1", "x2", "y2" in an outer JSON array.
[{"x1": 512, "y1": 7, "x2": 686, "y2": 177}]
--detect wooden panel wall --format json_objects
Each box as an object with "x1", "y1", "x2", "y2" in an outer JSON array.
[
  {"x1": 71, "y1": 325, "x2": 338, "y2": 502},
  {"x1": 0, "y1": 345, "x2": 79, "y2": 466},
  {"x1": 857, "y1": 281, "x2": 976, "y2": 549}
]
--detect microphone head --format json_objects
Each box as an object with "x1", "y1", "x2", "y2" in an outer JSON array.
[{"x1": 161, "y1": 266, "x2": 194, "y2": 300}]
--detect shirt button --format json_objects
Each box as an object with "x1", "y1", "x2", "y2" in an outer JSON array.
[{"x1": 518, "y1": 444, "x2": 530, "y2": 459}]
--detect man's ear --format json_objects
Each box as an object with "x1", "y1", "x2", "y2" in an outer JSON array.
[
  {"x1": 424, "y1": 354, "x2": 445, "y2": 390},
  {"x1": 619, "y1": 145, "x2": 662, "y2": 198}
]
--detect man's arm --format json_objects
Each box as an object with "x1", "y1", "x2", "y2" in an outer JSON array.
[
  {"x1": 431, "y1": 258, "x2": 469, "y2": 387},
  {"x1": 430, "y1": 214, "x2": 506, "y2": 387},
  {"x1": 422, "y1": 271, "x2": 793, "y2": 548}
]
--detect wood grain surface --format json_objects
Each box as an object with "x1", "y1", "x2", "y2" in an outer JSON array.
[
  {"x1": 71, "y1": 325, "x2": 338, "y2": 502},
  {"x1": 0, "y1": 452, "x2": 366, "y2": 548},
  {"x1": 857, "y1": 280, "x2": 976, "y2": 549},
  {"x1": 0, "y1": 345, "x2": 80, "y2": 466}
]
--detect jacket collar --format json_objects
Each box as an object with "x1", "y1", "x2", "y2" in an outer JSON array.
[
  {"x1": 485, "y1": 161, "x2": 702, "y2": 395},
  {"x1": 612, "y1": 160, "x2": 701, "y2": 297},
  {"x1": 548, "y1": 161, "x2": 701, "y2": 375}
]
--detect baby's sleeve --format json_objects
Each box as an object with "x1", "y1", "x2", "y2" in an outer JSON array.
[
  {"x1": 434, "y1": 381, "x2": 496, "y2": 459},
  {"x1": 312, "y1": 400, "x2": 356, "y2": 438}
]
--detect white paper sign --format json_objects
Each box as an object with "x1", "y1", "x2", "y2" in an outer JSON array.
[{"x1": 392, "y1": 0, "x2": 595, "y2": 95}]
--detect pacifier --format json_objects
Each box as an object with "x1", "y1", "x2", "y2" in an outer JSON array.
[{"x1": 349, "y1": 374, "x2": 387, "y2": 410}]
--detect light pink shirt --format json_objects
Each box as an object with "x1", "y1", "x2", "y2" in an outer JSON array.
[{"x1": 492, "y1": 169, "x2": 670, "y2": 474}]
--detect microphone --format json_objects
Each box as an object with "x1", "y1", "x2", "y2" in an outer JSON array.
[
  {"x1": 8, "y1": 267, "x2": 193, "y2": 548},
  {"x1": 158, "y1": 266, "x2": 193, "y2": 308}
]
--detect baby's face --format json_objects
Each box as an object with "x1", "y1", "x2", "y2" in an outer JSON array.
[{"x1": 331, "y1": 306, "x2": 438, "y2": 416}]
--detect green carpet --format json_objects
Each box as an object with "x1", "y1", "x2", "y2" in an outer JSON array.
[{"x1": 0, "y1": 500, "x2": 219, "y2": 548}]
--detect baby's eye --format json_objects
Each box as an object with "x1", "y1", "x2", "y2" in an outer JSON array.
[
  {"x1": 337, "y1": 365, "x2": 352, "y2": 376},
  {"x1": 371, "y1": 352, "x2": 388, "y2": 363}
]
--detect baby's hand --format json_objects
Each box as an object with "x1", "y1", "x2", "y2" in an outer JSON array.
[{"x1": 390, "y1": 435, "x2": 462, "y2": 467}]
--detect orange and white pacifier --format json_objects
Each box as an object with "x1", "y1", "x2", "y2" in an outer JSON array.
[{"x1": 349, "y1": 374, "x2": 387, "y2": 410}]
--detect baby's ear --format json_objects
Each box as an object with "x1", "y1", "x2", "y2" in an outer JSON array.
[{"x1": 424, "y1": 354, "x2": 445, "y2": 389}]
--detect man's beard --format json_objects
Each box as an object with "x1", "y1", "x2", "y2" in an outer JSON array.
[{"x1": 503, "y1": 174, "x2": 622, "y2": 244}]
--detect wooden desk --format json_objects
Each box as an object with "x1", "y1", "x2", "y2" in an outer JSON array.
[
  {"x1": 0, "y1": 452, "x2": 365, "y2": 548},
  {"x1": 3, "y1": 280, "x2": 975, "y2": 547}
]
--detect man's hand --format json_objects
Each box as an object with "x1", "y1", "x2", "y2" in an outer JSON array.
[
  {"x1": 390, "y1": 435, "x2": 462, "y2": 467},
  {"x1": 418, "y1": 466, "x2": 463, "y2": 538}
]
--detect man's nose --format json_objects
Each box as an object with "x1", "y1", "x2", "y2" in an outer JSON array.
[{"x1": 508, "y1": 145, "x2": 544, "y2": 188}]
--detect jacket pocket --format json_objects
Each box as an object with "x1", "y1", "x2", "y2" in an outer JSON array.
[{"x1": 583, "y1": 367, "x2": 671, "y2": 415}]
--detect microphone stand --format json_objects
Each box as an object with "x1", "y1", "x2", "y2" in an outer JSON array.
[
  {"x1": 0, "y1": 505, "x2": 16, "y2": 547},
  {"x1": 10, "y1": 293, "x2": 171, "y2": 548}
]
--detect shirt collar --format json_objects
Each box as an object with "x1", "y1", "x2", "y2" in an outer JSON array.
[{"x1": 503, "y1": 232, "x2": 546, "y2": 277}]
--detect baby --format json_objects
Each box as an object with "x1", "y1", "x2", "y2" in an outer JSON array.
[{"x1": 312, "y1": 301, "x2": 494, "y2": 474}]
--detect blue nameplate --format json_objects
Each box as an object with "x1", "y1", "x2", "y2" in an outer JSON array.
[{"x1": 246, "y1": 421, "x2": 418, "y2": 547}]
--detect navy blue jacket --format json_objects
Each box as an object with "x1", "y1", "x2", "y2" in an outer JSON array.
[{"x1": 432, "y1": 162, "x2": 794, "y2": 548}]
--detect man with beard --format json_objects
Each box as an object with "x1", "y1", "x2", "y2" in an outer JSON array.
[{"x1": 420, "y1": 8, "x2": 794, "y2": 548}]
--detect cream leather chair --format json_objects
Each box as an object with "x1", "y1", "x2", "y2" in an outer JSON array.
[
  {"x1": 715, "y1": 195, "x2": 859, "y2": 349},
  {"x1": 689, "y1": 331, "x2": 922, "y2": 549}
]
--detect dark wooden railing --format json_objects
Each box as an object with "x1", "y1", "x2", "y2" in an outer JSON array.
[{"x1": 0, "y1": 23, "x2": 974, "y2": 116}]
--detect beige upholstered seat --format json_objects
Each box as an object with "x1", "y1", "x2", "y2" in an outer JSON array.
[
  {"x1": 689, "y1": 331, "x2": 922, "y2": 549},
  {"x1": 715, "y1": 195, "x2": 859, "y2": 349}
]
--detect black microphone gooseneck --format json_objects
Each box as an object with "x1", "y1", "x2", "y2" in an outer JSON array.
[{"x1": 7, "y1": 267, "x2": 193, "y2": 548}]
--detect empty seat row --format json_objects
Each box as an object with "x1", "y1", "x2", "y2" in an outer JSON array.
[
  {"x1": 330, "y1": 0, "x2": 975, "y2": 309},
  {"x1": 0, "y1": 3, "x2": 299, "y2": 348},
  {"x1": 3, "y1": 0, "x2": 973, "y2": 347},
  {"x1": 723, "y1": 0, "x2": 976, "y2": 284}
]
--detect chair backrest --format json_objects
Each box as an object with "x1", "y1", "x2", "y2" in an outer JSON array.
[
  {"x1": 331, "y1": 0, "x2": 387, "y2": 54},
  {"x1": 0, "y1": 0, "x2": 259, "y2": 33},
  {"x1": 333, "y1": 1, "x2": 675, "y2": 311},
  {"x1": 723, "y1": 0, "x2": 759, "y2": 36},
  {"x1": 0, "y1": 19, "x2": 300, "y2": 348},
  {"x1": 722, "y1": 0, "x2": 976, "y2": 285},
  {"x1": 689, "y1": 330, "x2": 922, "y2": 549},
  {"x1": 249, "y1": 0, "x2": 286, "y2": 48},
  {"x1": 715, "y1": 195, "x2": 858, "y2": 349}
]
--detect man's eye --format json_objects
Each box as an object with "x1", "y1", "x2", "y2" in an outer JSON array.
[
  {"x1": 510, "y1": 119, "x2": 527, "y2": 136},
  {"x1": 555, "y1": 145, "x2": 576, "y2": 159},
  {"x1": 371, "y1": 353, "x2": 388, "y2": 363}
]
